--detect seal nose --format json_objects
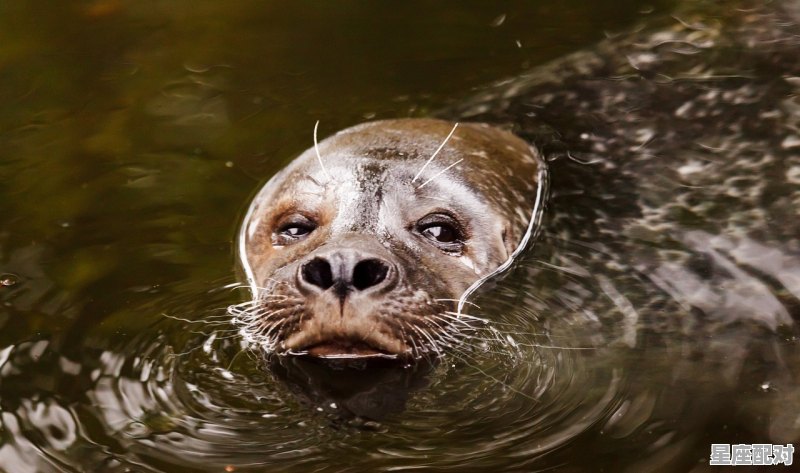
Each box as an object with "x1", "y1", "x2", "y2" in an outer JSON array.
[
  {"x1": 301, "y1": 258, "x2": 334, "y2": 290},
  {"x1": 298, "y1": 250, "x2": 395, "y2": 297}
]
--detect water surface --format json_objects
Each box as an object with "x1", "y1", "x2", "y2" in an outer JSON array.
[{"x1": 3, "y1": 1, "x2": 799, "y2": 472}]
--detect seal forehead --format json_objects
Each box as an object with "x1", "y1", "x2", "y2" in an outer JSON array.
[
  {"x1": 318, "y1": 118, "x2": 542, "y2": 238},
  {"x1": 327, "y1": 120, "x2": 537, "y2": 179},
  {"x1": 248, "y1": 118, "x2": 542, "y2": 254},
  {"x1": 328, "y1": 158, "x2": 391, "y2": 234}
]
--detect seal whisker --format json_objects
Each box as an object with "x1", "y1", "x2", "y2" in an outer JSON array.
[
  {"x1": 407, "y1": 324, "x2": 436, "y2": 358},
  {"x1": 434, "y1": 298, "x2": 480, "y2": 309},
  {"x1": 205, "y1": 331, "x2": 247, "y2": 342},
  {"x1": 224, "y1": 282, "x2": 269, "y2": 292},
  {"x1": 513, "y1": 342, "x2": 596, "y2": 350},
  {"x1": 204, "y1": 310, "x2": 244, "y2": 319},
  {"x1": 422, "y1": 315, "x2": 467, "y2": 351},
  {"x1": 450, "y1": 321, "x2": 596, "y2": 350},
  {"x1": 313, "y1": 120, "x2": 332, "y2": 181},
  {"x1": 429, "y1": 327, "x2": 461, "y2": 351},
  {"x1": 414, "y1": 324, "x2": 444, "y2": 356},
  {"x1": 428, "y1": 314, "x2": 473, "y2": 336},
  {"x1": 439, "y1": 311, "x2": 559, "y2": 336},
  {"x1": 432, "y1": 312, "x2": 585, "y2": 353},
  {"x1": 443, "y1": 349, "x2": 540, "y2": 402},
  {"x1": 432, "y1": 321, "x2": 474, "y2": 341},
  {"x1": 411, "y1": 122, "x2": 459, "y2": 183},
  {"x1": 246, "y1": 321, "x2": 285, "y2": 352},
  {"x1": 439, "y1": 312, "x2": 575, "y2": 341},
  {"x1": 416, "y1": 158, "x2": 464, "y2": 190},
  {"x1": 162, "y1": 312, "x2": 225, "y2": 325},
  {"x1": 168, "y1": 342, "x2": 207, "y2": 360},
  {"x1": 261, "y1": 314, "x2": 291, "y2": 335},
  {"x1": 440, "y1": 311, "x2": 492, "y2": 325},
  {"x1": 402, "y1": 322, "x2": 426, "y2": 359}
]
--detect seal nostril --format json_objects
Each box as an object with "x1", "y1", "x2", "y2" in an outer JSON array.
[
  {"x1": 353, "y1": 259, "x2": 390, "y2": 291},
  {"x1": 301, "y1": 258, "x2": 334, "y2": 290}
]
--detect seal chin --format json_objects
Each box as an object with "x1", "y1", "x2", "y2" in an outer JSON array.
[
  {"x1": 284, "y1": 330, "x2": 410, "y2": 360},
  {"x1": 305, "y1": 340, "x2": 396, "y2": 359}
]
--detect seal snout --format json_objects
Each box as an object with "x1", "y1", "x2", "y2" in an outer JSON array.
[
  {"x1": 297, "y1": 248, "x2": 398, "y2": 298},
  {"x1": 286, "y1": 245, "x2": 407, "y2": 358}
]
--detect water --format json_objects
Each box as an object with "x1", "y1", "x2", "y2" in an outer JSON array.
[{"x1": 2, "y1": 1, "x2": 799, "y2": 472}]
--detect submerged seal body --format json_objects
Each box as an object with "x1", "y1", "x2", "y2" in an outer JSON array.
[
  {"x1": 447, "y1": 0, "x2": 800, "y2": 339},
  {"x1": 236, "y1": 119, "x2": 545, "y2": 358},
  {"x1": 236, "y1": 0, "x2": 800, "y2": 364}
]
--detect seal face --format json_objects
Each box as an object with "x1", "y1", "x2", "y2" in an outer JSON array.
[{"x1": 235, "y1": 118, "x2": 544, "y2": 359}]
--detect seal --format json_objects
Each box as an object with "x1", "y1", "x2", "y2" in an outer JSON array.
[
  {"x1": 234, "y1": 0, "x2": 800, "y2": 365},
  {"x1": 234, "y1": 119, "x2": 546, "y2": 359}
]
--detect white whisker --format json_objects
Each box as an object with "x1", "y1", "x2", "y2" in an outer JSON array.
[
  {"x1": 313, "y1": 120, "x2": 332, "y2": 180},
  {"x1": 416, "y1": 159, "x2": 463, "y2": 190},
  {"x1": 434, "y1": 298, "x2": 480, "y2": 309},
  {"x1": 412, "y1": 122, "x2": 459, "y2": 183}
]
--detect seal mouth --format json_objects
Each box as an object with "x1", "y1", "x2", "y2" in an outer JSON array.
[{"x1": 291, "y1": 339, "x2": 399, "y2": 360}]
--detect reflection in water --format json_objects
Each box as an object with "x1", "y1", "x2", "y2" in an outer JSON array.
[
  {"x1": 268, "y1": 357, "x2": 433, "y2": 422},
  {"x1": 1, "y1": 0, "x2": 799, "y2": 471}
]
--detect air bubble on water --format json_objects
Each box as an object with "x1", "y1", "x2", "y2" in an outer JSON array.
[{"x1": 0, "y1": 274, "x2": 19, "y2": 287}]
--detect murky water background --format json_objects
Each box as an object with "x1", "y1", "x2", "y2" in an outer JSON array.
[{"x1": 2, "y1": 1, "x2": 799, "y2": 472}]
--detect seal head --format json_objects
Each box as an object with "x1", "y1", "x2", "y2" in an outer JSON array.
[{"x1": 236, "y1": 118, "x2": 543, "y2": 359}]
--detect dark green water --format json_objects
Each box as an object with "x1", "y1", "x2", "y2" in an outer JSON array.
[{"x1": 2, "y1": 1, "x2": 799, "y2": 472}]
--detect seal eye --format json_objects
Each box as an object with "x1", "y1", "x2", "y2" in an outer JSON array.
[
  {"x1": 281, "y1": 226, "x2": 312, "y2": 237},
  {"x1": 274, "y1": 215, "x2": 317, "y2": 245},
  {"x1": 416, "y1": 213, "x2": 465, "y2": 253},
  {"x1": 421, "y1": 224, "x2": 457, "y2": 243}
]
